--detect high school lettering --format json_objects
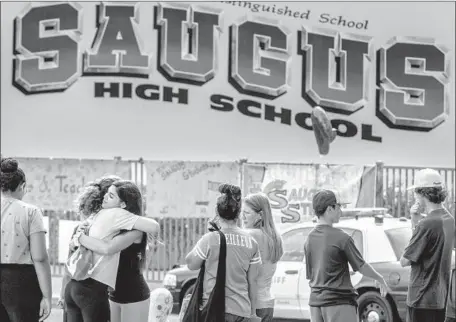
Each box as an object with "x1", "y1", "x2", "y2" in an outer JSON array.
[{"x1": 13, "y1": 2, "x2": 450, "y2": 131}]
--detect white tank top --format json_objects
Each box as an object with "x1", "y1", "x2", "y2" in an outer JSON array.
[
  {"x1": 257, "y1": 260, "x2": 277, "y2": 308},
  {"x1": 248, "y1": 229, "x2": 278, "y2": 308}
]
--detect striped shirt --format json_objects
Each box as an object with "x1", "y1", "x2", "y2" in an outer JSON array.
[{"x1": 193, "y1": 227, "x2": 261, "y2": 318}]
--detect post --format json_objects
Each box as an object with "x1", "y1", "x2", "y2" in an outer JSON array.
[
  {"x1": 237, "y1": 158, "x2": 248, "y2": 196},
  {"x1": 113, "y1": 156, "x2": 122, "y2": 175},
  {"x1": 314, "y1": 163, "x2": 319, "y2": 190},
  {"x1": 139, "y1": 157, "x2": 147, "y2": 215},
  {"x1": 47, "y1": 210, "x2": 59, "y2": 267},
  {"x1": 375, "y1": 161, "x2": 384, "y2": 208}
]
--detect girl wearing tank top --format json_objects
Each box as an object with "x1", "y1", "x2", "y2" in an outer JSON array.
[
  {"x1": 59, "y1": 177, "x2": 160, "y2": 322},
  {"x1": 242, "y1": 193, "x2": 284, "y2": 322}
]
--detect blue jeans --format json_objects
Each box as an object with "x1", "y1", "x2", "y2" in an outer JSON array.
[
  {"x1": 65, "y1": 278, "x2": 110, "y2": 322},
  {"x1": 225, "y1": 313, "x2": 250, "y2": 322},
  {"x1": 0, "y1": 264, "x2": 41, "y2": 322},
  {"x1": 256, "y1": 308, "x2": 274, "y2": 322},
  {"x1": 406, "y1": 307, "x2": 445, "y2": 322}
]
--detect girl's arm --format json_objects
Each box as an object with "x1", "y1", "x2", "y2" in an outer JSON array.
[
  {"x1": 185, "y1": 233, "x2": 211, "y2": 270},
  {"x1": 59, "y1": 272, "x2": 71, "y2": 303},
  {"x1": 185, "y1": 250, "x2": 205, "y2": 270},
  {"x1": 107, "y1": 210, "x2": 161, "y2": 246},
  {"x1": 79, "y1": 230, "x2": 143, "y2": 255},
  {"x1": 30, "y1": 232, "x2": 52, "y2": 320},
  {"x1": 110, "y1": 209, "x2": 160, "y2": 237},
  {"x1": 30, "y1": 232, "x2": 52, "y2": 299},
  {"x1": 132, "y1": 217, "x2": 160, "y2": 236},
  {"x1": 247, "y1": 263, "x2": 260, "y2": 316}
]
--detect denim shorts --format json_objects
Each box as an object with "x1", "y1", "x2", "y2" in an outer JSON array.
[
  {"x1": 225, "y1": 313, "x2": 250, "y2": 322},
  {"x1": 256, "y1": 307, "x2": 274, "y2": 322}
]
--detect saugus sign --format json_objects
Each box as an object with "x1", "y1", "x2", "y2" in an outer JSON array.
[{"x1": 3, "y1": 1, "x2": 454, "y2": 166}]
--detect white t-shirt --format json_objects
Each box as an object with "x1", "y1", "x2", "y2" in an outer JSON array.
[{"x1": 87, "y1": 208, "x2": 139, "y2": 289}]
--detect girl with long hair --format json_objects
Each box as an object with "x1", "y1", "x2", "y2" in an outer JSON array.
[
  {"x1": 0, "y1": 157, "x2": 52, "y2": 322},
  {"x1": 64, "y1": 179, "x2": 160, "y2": 322},
  {"x1": 242, "y1": 193, "x2": 284, "y2": 322},
  {"x1": 77, "y1": 180, "x2": 154, "y2": 322}
]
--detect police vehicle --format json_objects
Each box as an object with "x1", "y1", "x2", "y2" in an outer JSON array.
[{"x1": 163, "y1": 208, "x2": 455, "y2": 322}]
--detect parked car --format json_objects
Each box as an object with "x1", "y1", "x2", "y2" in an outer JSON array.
[{"x1": 162, "y1": 209, "x2": 455, "y2": 322}]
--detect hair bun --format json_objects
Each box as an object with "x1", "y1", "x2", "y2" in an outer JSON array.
[
  {"x1": 1, "y1": 158, "x2": 19, "y2": 173},
  {"x1": 219, "y1": 183, "x2": 241, "y2": 201},
  {"x1": 216, "y1": 183, "x2": 242, "y2": 221},
  {"x1": 230, "y1": 186, "x2": 241, "y2": 199},
  {"x1": 219, "y1": 183, "x2": 230, "y2": 194}
]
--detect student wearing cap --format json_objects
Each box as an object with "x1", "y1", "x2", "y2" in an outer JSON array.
[
  {"x1": 445, "y1": 203, "x2": 456, "y2": 322},
  {"x1": 304, "y1": 189, "x2": 390, "y2": 322},
  {"x1": 446, "y1": 265, "x2": 456, "y2": 322},
  {"x1": 400, "y1": 169, "x2": 455, "y2": 322}
]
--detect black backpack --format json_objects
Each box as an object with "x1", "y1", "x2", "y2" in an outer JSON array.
[{"x1": 182, "y1": 225, "x2": 226, "y2": 322}]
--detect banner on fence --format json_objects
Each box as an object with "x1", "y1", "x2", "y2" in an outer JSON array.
[
  {"x1": 16, "y1": 158, "x2": 131, "y2": 211},
  {"x1": 242, "y1": 163, "x2": 376, "y2": 223},
  {"x1": 145, "y1": 161, "x2": 240, "y2": 218},
  {"x1": 2, "y1": 2, "x2": 454, "y2": 167}
]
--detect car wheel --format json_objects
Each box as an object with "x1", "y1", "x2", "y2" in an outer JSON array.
[
  {"x1": 358, "y1": 291, "x2": 395, "y2": 322},
  {"x1": 181, "y1": 283, "x2": 195, "y2": 305}
]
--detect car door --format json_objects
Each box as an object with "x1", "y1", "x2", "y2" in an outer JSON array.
[
  {"x1": 271, "y1": 227, "x2": 312, "y2": 319},
  {"x1": 381, "y1": 227, "x2": 414, "y2": 293},
  {"x1": 341, "y1": 228, "x2": 365, "y2": 286},
  {"x1": 297, "y1": 242, "x2": 312, "y2": 320}
]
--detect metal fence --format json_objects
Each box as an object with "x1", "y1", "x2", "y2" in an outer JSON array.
[
  {"x1": 376, "y1": 162, "x2": 455, "y2": 218},
  {"x1": 44, "y1": 160, "x2": 455, "y2": 281}
]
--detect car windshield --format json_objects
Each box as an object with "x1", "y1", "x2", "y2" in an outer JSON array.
[
  {"x1": 384, "y1": 227, "x2": 413, "y2": 260},
  {"x1": 340, "y1": 228, "x2": 363, "y2": 254},
  {"x1": 281, "y1": 228, "x2": 313, "y2": 262},
  {"x1": 280, "y1": 227, "x2": 364, "y2": 262}
]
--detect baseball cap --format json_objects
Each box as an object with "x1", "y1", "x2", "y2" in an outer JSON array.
[
  {"x1": 407, "y1": 169, "x2": 444, "y2": 190},
  {"x1": 312, "y1": 189, "x2": 350, "y2": 214}
]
